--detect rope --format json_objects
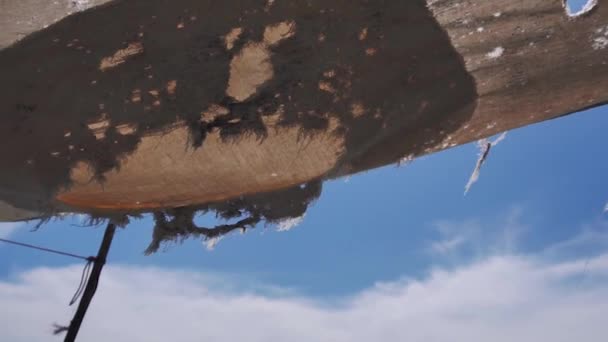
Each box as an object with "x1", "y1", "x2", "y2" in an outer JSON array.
[
  {"x1": 0, "y1": 237, "x2": 97, "y2": 307},
  {"x1": 0, "y1": 237, "x2": 94, "y2": 261},
  {"x1": 577, "y1": 257, "x2": 592, "y2": 288},
  {"x1": 1, "y1": 224, "x2": 116, "y2": 340},
  {"x1": 69, "y1": 257, "x2": 95, "y2": 306},
  {"x1": 52, "y1": 324, "x2": 69, "y2": 336}
]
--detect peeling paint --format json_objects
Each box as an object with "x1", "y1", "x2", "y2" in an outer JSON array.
[
  {"x1": 263, "y1": 21, "x2": 296, "y2": 46},
  {"x1": 69, "y1": 0, "x2": 94, "y2": 12},
  {"x1": 224, "y1": 27, "x2": 243, "y2": 50},
  {"x1": 99, "y1": 42, "x2": 144, "y2": 71},
  {"x1": 226, "y1": 42, "x2": 273, "y2": 101},
  {"x1": 486, "y1": 46, "x2": 504, "y2": 59},
  {"x1": 592, "y1": 25, "x2": 608, "y2": 50}
]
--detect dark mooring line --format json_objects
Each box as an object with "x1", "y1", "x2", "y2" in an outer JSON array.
[
  {"x1": 0, "y1": 237, "x2": 94, "y2": 261},
  {"x1": 64, "y1": 222, "x2": 116, "y2": 342}
]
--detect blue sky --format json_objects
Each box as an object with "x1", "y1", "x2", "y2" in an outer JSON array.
[{"x1": 567, "y1": 0, "x2": 598, "y2": 15}]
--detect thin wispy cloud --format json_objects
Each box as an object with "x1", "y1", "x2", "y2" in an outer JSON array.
[
  {"x1": 540, "y1": 220, "x2": 608, "y2": 260},
  {"x1": 429, "y1": 235, "x2": 466, "y2": 255},
  {"x1": 0, "y1": 222, "x2": 22, "y2": 239},
  {"x1": 428, "y1": 207, "x2": 526, "y2": 258}
]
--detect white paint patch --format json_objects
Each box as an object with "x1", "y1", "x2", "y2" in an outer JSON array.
[
  {"x1": 594, "y1": 37, "x2": 608, "y2": 50},
  {"x1": 592, "y1": 26, "x2": 608, "y2": 50},
  {"x1": 486, "y1": 46, "x2": 505, "y2": 59},
  {"x1": 565, "y1": 0, "x2": 598, "y2": 17},
  {"x1": 69, "y1": 0, "x2": 92, "y2": 11},
  {"x1": 398, "y1": 154, "x2": 415, "y2": 167},
  {"x1": 276, "y1": 215, "x2": 305, "y2": 232}
]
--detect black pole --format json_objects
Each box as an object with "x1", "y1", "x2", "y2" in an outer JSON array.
[{"x1": 64, "y1": 222, "x2": 116, "y2": 342}]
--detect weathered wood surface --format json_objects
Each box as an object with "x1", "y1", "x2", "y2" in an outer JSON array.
[{"x1": 0, "y1": 0, "x2": 606, "y2": 220}]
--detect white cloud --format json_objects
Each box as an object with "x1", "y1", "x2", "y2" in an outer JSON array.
[
  {"x1": 2, "y1": 244, "x2": 608, "y2": 341},
  {"x1": 0, "y1": 222, "x2": 22, "y2": 239}
]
